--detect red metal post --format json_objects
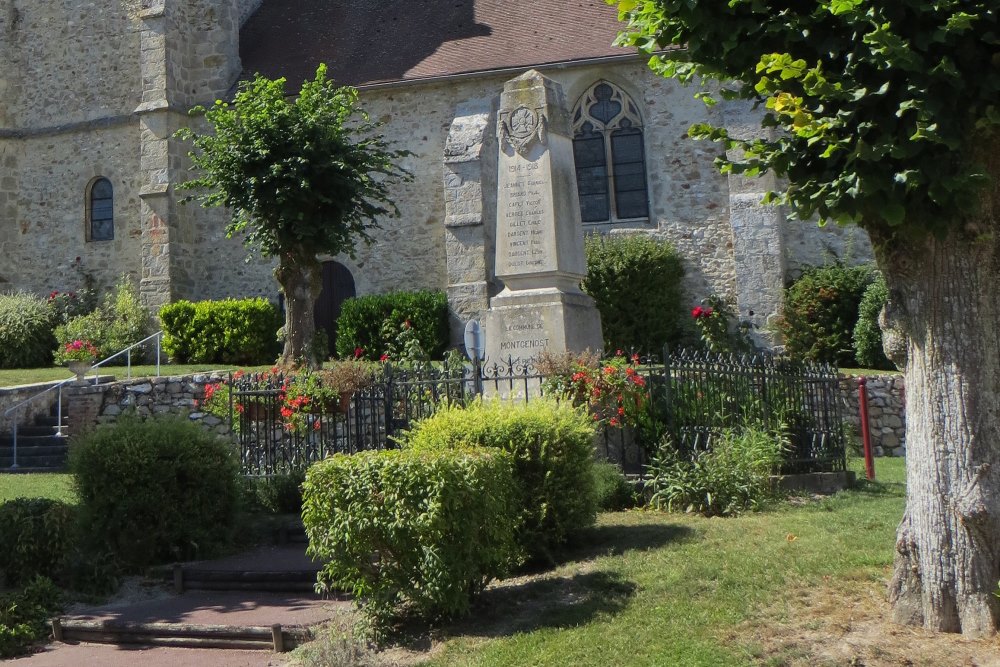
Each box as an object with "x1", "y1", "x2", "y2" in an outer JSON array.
[{"x1": 858, "y1": 376, "x2": 875, "y2": 481}]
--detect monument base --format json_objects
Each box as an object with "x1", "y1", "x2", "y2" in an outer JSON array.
[{"x1": 482, "y1": 287, "x2": 603, "y2": 365}]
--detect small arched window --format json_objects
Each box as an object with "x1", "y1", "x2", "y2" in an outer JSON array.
[
  {"x1": 88, "y1": 178, "x2": 114, "y2": 241},
  {"x1": 572, "y1": 82, "x2": 649, "y2": 224}
]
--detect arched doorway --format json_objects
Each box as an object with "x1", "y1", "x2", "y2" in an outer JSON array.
[{"x1": 313, "y1": 261, "x2": 356, "y2": 358}]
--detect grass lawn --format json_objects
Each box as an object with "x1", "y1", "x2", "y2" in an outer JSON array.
[
  {"x1": 363, "y1": 457, "x2": 910, "y2": 666},
  {"x1": 0, "y1": 473, "x2": 77, "y2": 504}
]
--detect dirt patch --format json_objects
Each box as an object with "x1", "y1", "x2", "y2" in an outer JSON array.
[{"x1": 728, "y1": 577, "x2": 1000, "y2": 666}]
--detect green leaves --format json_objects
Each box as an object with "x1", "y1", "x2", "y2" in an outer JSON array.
[{"x1": 609, "y1": 0, "x2": 1000, "y2": 239}]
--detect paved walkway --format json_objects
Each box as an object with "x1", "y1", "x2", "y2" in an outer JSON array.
[{"x1": 6, "y1": 545, "x2": 346, "y2": 667}]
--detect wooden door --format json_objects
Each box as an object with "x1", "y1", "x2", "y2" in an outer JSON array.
[{"x1": 313, "y1": 261, "x2": 356, "y2": 358}]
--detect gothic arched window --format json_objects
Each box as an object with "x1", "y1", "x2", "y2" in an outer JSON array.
[
  {"x1": 572, "y1": 82, "x2": 649, "y2": 224},
  {"x1": 88, "y1": 177, "x2": 114, "y2": 241}
]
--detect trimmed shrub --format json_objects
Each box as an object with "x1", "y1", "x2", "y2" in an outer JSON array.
[
  {"x1": 398, "y1": 398, "x2": 598, "y2": 562},
  {"x1": 592, "y1": 462, "x2": 638, "y2": 511},
  {"x1": 0, "y1": 576, "x2": 62, "y2": 658},
  {"x1": 334, "y1": 290, "x2": 449, "y2": 360},
  {"x1": 582, "y1": 234, "x2": 686, "y2": 352},
  {"x1": 160, "y1": 298, "x2": 281, "y2": 364},
  {"x1": 70, "y1": 415, "x2": 240, "y2": 570},
  {"x1": 853, "y1": 274, "x2": 894, "y2": 370},
  {"x1": 777, "y1": 264, "x2": 874, "y2": 366},
  {"x1": 0, "y1": 292, "x2": 57, "y2": 369},
  {"x1": 302, "y1": 447, "x2": 518, "y2": 635},
  {"x1": 648, "y1": 428, "x2": 785, "y2": 516},
  {"x1": 0, "y1": 498, "x2": 76, "y2": 587},
  {"x1": 55, "y1": 275, "x2": 150, "y2": 364}
]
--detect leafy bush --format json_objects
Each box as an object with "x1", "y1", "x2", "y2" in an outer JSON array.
[
  {"x1": 648, "y1": 428, "x2": 786, "y2": 516},
  {"x1": 0, "y1": 498, "x2": 76, "y2": 588},
  {"x1": 160, "y1": 298, "x2": 282, "y2": 365},
  {"x1": 398, "y1": 398, "x2": 598, "y2": 562},
  {"x1": 853, "y1": 274, "x2": 894, "y2": 370},
  {"x1": 582, "y1": 234, "x2": 686, "y2": 352},
  {"x1": 592, "y1": 462, "x2": 638, "y2": 511},
  {"x1": 777, "y1": 264, "x2": 874, "y2": 366},
  {"x1": 0, "y1": 292, "x2": 57, "y2": 369},
  {"x1": 70, "y1": 415, "x2": 241, "y2": 570},
  {"x1": 243, "y1": 469, "x2": 306, "y2": 515},
  {"x1": 335, "y1": 290, "x2": 449, "y2": 360},
  {"x1": 0, "y1": 576, "x2": 62, "y2": 658},
  {"x1": 55, "y1": 275, "x2": 150, "y2": 364},
  {"x1": 302, "y1": 447, "x2": 518, "y2": 636}
]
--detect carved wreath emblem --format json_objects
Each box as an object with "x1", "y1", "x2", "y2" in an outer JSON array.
[{"x1": 499, "y1": 106, "x2": 547, "y2": 155}]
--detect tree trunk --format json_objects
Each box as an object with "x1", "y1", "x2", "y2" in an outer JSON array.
[
  {"x1": 879, "y1": 224, "x2": 1000, "y2": 636},
  {"x1": 275, "y1": 249, "x2": 323, "y2": 369}
]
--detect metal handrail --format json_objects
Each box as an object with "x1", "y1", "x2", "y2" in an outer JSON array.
[{"x1": 2, "y1": 331, "x2": 164, "y2": 470}]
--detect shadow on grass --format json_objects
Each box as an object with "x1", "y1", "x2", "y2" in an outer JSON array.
[
  {"x1": 454, "y1": 569, "x2": 637, "y2": 639},
  {"x1": 844, "y1": 476, "x2": 906, "y2": 499},
  {"x1": 524, "y1": 520, "x2": 695, "y2": 571}
]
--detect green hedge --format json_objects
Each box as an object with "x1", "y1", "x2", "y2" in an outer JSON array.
[
  {"x1": 302, "y1": 447, "x2": 517, "y2": 634},
  {"x1": 583, "y1": 234, "x2": 687, "y2": 352},
  {"x1": 159, "y1": 298, "x2": 281, "y2": 364},
  {"x1": 70, "y1": 415, "x2": 241, "y2": 570},
  {"x1": 777, "y1": 264, "x2": 874, "y2": 366},
  {"x1": 398, "y1": 398, "x2": 598, "y2": 562},
  {"x1": 0, "y1": 576, "x2": 62, "y2": 658},
  {"x1": 334, "y1": 290, "x2": 449, "y2": 360},
  {"x1": 0, "y1": 293, "x2": 57, "y2": 369},
  {"x1": 0, "y1": 498, "x2": 76, "y2": 588},
  {"x1": 853, "y1": 274, "x2": 894, "y2": 370}
]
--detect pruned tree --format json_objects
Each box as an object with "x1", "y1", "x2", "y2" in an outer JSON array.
[
  {"x1": 176, "y1": 64, "x2": 410, "y2": 367},
  {"x1": 608, "y1": 0, "x2": 1000, "y2": 636}
]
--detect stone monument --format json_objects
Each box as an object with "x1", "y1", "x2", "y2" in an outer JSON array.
[{"x1": 482, "y1": 70, "x2": 603, "y2": 364}]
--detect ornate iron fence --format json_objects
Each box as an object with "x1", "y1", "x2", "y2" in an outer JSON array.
[
  {"x1": 662, "y1": 349, "x2": 846, "y2": 473},
  {"x1": 231, "y1": 348, "x2": 845, "y2": 477}
]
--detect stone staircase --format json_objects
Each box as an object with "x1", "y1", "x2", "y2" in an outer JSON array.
[{"x1": 0, "y1": 405, "x2": 69, "y2": 472}]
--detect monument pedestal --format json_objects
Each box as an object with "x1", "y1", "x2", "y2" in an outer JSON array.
[
  {"x1": 482, "y1": 70, "x2": 603, "y2": 365},
  {"x1": 483, "y1": 288, "x2": 603, "y2": 364}
]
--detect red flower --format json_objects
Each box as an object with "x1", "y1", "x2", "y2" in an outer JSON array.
[
  {"x1": 380, "y1": 353, "x2": 389, "y2": 362},
  {"x1": 609, "y1": 417, "x2": 620, "y2": 427},
  {"x1": 704, "y1": 307, "x2": 714, "y2": 317},
  {"x1": 691, "y1": 306, "x2": 703, "y2": 318},
  {"x1": 313, "y1": 419, "x2": 322, "y2": 431},
  {"x1": 235, "y1": 403, "x2": 245, "y2": 414},
  {"x1": 615, "y1": 349, "x2": 623, "y2": 357},
  {"x1": 354, "y1": 347, "x2": 364, "y2": 358},
  {"x1": 631, "y1": 353, "x2": 640, "y2": 363},
  {"x1": 403, "y1": 319, "x2": 412, "y2": 329}
]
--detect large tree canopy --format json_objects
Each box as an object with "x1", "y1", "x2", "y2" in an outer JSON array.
[
  {"x1": 609, "y1": 0, "x2": 999, "y2": 637},
  {"x1": 177, "y1": 64, "x2": 410, "y2": 366}
]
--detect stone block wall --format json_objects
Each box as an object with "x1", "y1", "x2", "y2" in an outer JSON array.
[
  {"x1": 0, "y1": 382, "x2": 61, "y2": 435},
  {"x1": 838, "y1": 374, "x2": 905, "y2": 457},
  {"x1": 95, "y1": 373, "x2": 231, "y2": 436}
]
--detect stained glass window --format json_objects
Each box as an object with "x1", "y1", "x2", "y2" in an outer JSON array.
[
  {"x1": 572, "y1": 82, "x2": 649, "y2": 224},
  {"x1": 89, "y1": 178, "x2": 113, "y2": 241}
]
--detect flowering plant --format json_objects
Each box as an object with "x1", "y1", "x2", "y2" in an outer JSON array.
[
  {"x1": 54, "y1": 339, "x2": 100, "y2": 364},
  {"x1": 279, "y1": 359, "x2": 381, "y2": 433},
  {"x1": 538, "y1": 349, "x2": 648, "y2": 427},
  {"x1": 692, "y1": 295, "x2": 755, "y2": 354}
]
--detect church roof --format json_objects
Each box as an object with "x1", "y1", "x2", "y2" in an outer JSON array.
[{"x1": 239, "y1": 0, "x2": 637, "y2": 90}]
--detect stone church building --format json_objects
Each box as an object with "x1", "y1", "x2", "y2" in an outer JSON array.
[{"x1": 0, "y1": 0, "x2": 871, "y2": 350}]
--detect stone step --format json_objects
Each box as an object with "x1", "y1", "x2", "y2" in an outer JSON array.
[
  {"x1": 0, "y1": 442, "x2": 68, "y2": 457},
  {"x1": 15, "y1": 423, "x2": 64, "y2": 437},
  {"x1": 173, "y1": 568, "x2": 320, "y2": 593},
  {"x1": 51, "y1": 618, "x2": 311, "y2": 652}
]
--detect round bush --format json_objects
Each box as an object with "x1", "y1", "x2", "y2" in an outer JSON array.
[
  {"x1": 398, "y1": 398, "x2": 597, "y2": 563},
  {"x1": 583, "y1": 234, "x2": 686, "y2": 353},
  {"x1": 0, "y1": 498, "x2": 76, "y2": 587},
  {"x1": 70, "y1": 415, "x2": 240, "y2": 570},
  {"x1": 777, "y1": 264, "x2": 874, "y2": 366},
  {"x1": 853, "y1": 273, "x2": 894, "y2": 370},
  {"x1": 0, "y1": 292, "x2": 57, "y2": 369}
]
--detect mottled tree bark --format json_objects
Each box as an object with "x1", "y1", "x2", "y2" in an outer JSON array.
[
  {"x1": 881, "y1": 138, "x2": 1000, "y2": 637},
  {"x1": 275, "y1": 249, "x2": 322, "y2": 369}
]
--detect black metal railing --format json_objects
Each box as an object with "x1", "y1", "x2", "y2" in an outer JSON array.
[{"x1": 230, "y1": 347, "x2": 845, "y2": 477}]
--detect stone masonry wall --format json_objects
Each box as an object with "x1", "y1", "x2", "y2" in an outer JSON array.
[
  {"x1": 838, "y1": 374, "x2": 905, "y2": 457},
  {"x1": 94, "y1": 372, "x2": 231, "y2": 436}
]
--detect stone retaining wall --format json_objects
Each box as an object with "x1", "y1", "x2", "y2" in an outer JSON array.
[
  {"x1": 66, "y1": 372, "x2": 232, "y2": 438},
  {"x1": 0, "y1": 381, "x2": 62, "y2": 434},
  {"x1": 838, "y1": 374, "x2": 905, "y2": 457}
]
